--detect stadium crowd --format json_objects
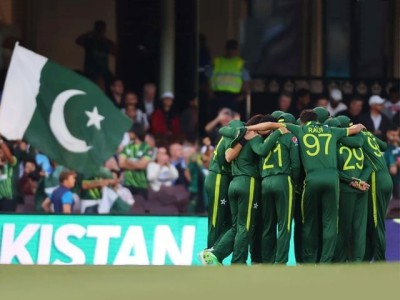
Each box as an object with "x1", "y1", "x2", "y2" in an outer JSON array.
[
  {"x1": 0, "y1": 78, "x2": 399, "y2": 219},
  {"x1": 0, "y1": 79, "x2": 215, "y2": 215}
]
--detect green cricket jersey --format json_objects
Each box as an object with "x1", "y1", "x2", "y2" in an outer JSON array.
[
  {"x1": 231, "y1": 141, "x2": 260, "y2": 178},
  {"x1": 81, "y1": 167, "x2": 113, "y2": 200},
  {"x1": 0, "y1": 156, "x2": 19, "y2": 199},
  {"x1": 249, "y1": 130, "x2": 283, "y2": 157},
  {"x1": 337, "y1": 143, "x2": 366, "y2": 193},
  {"x1": 259, "y1": 133, "x2": 301, "y2": 183},
  {"x1": 121, "y1": 142, "x2": 153, "y2": 189},
  {"x1": 286, "y1": 122, "x2": 348, "y2": 173},
  {"x1": 209, "y1": 137, "x2": 231, "y2": 175},
  {"x1": 360, "y1": 131, "x2": 389, "y2": 172}
]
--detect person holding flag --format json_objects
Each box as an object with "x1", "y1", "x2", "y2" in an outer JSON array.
[
  {"x1": 0, "y1": 43, "x2": 131, "y2": 178},
  {"x1": 0, "y1": 137, "x2": 20, "y2": 212}
]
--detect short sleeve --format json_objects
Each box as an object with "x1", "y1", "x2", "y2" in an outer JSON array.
[
  {"x1": 61, "y1": 191, "x2": 74, "y2": 205},
  {"x1": 332, "y1": 127, "x2": 348, "y2": 139},
  {"x1": 285, "y1": 124, "x2": 301, "y2": 137}
]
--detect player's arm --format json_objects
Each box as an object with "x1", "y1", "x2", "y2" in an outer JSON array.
[
  {"x1": 339, "y1": 134, "x2": 363, "y2": 148},
  {"x1": 374, "y1": 136, "x2": 387, "y2": 151},
  {"x1": 225, "y1": 129, "x2": 255, "y2": 162},
  {"x1": 249, "y1": 130, "x2": 283, "y2": 156},
  {"x1": 246, "y1": 122, "x2": 285, "y2": 132},
  {"x1": 347, "y1": 124, "x2": 366, "y2": 136},
  {"x1": 225, "y1": 143, "x2": 242, "y2": 163},
  {"x1": 225, "y1": 133, "x2": 248, "y2": 162},
  {"x1": 289, "y1": 137, "x2": 301, "y2": 186},
  {"x1": 338, "y1": 170, "x2": 355, "y2": 184},
  {"x1": 359, "y1": 155, "x2": 375, "y2": 182},
  {"x1": 219, "y1": 126, "x2": 236, "y2": 139}
]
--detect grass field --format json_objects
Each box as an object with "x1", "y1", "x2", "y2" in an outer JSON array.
[{"x1": 0, "y1": 264, "x2": 399, "y2": 300}]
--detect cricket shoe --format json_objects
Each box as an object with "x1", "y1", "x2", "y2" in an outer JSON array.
[{"x1": 199, "y1": 249, "x2": 221, "y2": 266}]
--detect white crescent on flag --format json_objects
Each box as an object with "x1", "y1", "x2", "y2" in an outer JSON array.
[{"x1": 49, "y1": 89, "x2": 92, "y2": 153}]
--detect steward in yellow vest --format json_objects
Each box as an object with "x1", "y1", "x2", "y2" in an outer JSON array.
[{"x1": 209, "y1": 40, "x2": 250, "y2": 113}]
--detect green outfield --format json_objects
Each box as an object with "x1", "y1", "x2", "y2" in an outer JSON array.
[{"x1": 0, "y1": 264, "x2": 399, "y2": 300}]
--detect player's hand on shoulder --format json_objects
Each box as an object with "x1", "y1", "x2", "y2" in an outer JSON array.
[{"x1": 244, "y1": 130, "x2": 257, "y2": 140}]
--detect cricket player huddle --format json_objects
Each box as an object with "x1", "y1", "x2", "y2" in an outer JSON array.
[{"x1": 200, "y1": 107, "x2": 393, "y2": 265}]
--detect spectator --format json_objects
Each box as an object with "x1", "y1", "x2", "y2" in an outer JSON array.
[
  {"x1": 204, "y1": 107, "x2": 233, "y2": 145},
  {"x1": 35, "y1": 151, "x2": 53, "y2": 175},
  {"x1": 147, "y1": 150, "x2": 179, "y2": 192},
  {"x1": 141, "y1": 83, "x2": 157, "y2": 117},
  {"x1": 145, "y1": 133, "x2": 158, "y2": 160},
  {"x1": 108, "y1": 78, "x2": 125, "y2": 108},
  {"x1": 315, "y1": 95, "x2": 329, "y2": 108},
  {"x1": 80, "y1": 167, "x2": 114, "y2": 214},
  {"x1": 186, "y1": 150, "x2": 206, "y2": 213},
  {"x1": 0, "y1": 138, "x2": 20, "y2": 212},
  {"x1": 383, "y1": 86, "x2": 400, "y2": 121},
  {"x1": 291, "y1": 89, "x2": 312, "y2": 117},
  {"x1": 326, "y1": 88, "x2": 347, "y2": 116},
  {"x1": 18, "y1": 160, "x2": 38, "y2": 196},
  {"x1": 109, "y1": 169, "x2": 134, "y2": 206},
  {"x1": 169, "y1": 143, "x2": 189, "y2": 187},
  {"x1": 125, "y1": 104, "x2": 150, "y2": 132},
  {"x1": 41, "y1": 170, "x2": 76, "y2": 214},
  {"x1": 360, "y1": 95, "x2": 393, "y2": 141},
  {"x1": 123, "y1": 91, "x2": 139, "y2": 109},
  {"x1": 119, "y1": 124, "x2": 153, "y2": 199},
  {"x1": 180, "y1": 95, "x2": 198, "y2": 143},
  {"x1": 105, "y1": 155, "x2": 120, "y2": 171},
  {"x1": 210, "y1": 39, "x2": 250, "y2": 113},
  {"x1": 96, "y1": 169, "x2": 134, "y2": 214},
  {"x1": 277, "y1": 92, "x2": 292, "y2": 113},
  {"x1": 151, "y1": 92, "x2": 181, "y2": 136},
  {"x1": 337, "y1": 96, "x2": 364, "y2": 124},
  {"x1": 384, "y1": 125, "x2": 400, "y2": 200},
  {"x1": 75, "y1": 20, "x2": 116, "y2": 85},
  {"x1": 200, "y1": 136, "x2": 214, "y2": 170}
]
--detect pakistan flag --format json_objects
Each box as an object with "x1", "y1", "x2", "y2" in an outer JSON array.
[{"x1": 0, "y1": 44, "x2": 131, "y2": 175}]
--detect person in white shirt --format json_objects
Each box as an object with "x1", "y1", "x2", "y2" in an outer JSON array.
[
  {"x1": 383, "y1": 86, "x2": 400, "y2": 121},
  {"x1": 125, "y1": 104, "x2": 150, "y2": 132},
  {"x1": 147, "y1": 150, "x2": 178, "y2": 192},
  {"x1": 110, "y1": 169, "x2": 134, "y2": 206},
  {"x1": 326, "y1": 88, "x2": 347, "y2": 116}
]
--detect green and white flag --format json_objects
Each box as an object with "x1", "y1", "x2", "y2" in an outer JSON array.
[{"x1": 0, "y1": 44, "x2": 131, "y2": 175}]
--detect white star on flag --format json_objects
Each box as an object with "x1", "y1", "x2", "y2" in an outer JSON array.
[
  {"x1": 253, "y1": 203, "x2": 258, "y2": 209},
  {"x1": 85, "y1": 106, "x2": 104, "y2": 130},
  {"x1": 220, "y1": 199, "x2": 227, "y2": 205}
]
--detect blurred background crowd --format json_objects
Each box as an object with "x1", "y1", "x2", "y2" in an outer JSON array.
[{"x1": 0, "y1": 0, "x2": 399, "y2": 216}]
